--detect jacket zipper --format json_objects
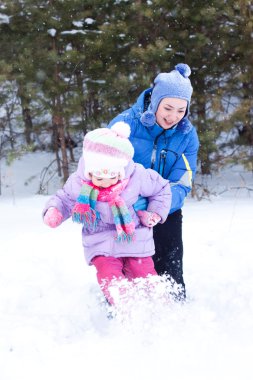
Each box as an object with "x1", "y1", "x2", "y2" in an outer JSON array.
[
  {"x1": 151, "y1": 130, "x2": 165, "y2": 169},
  {"x1": 158, "y1": 149, "x2": 168, "y2": 176}
]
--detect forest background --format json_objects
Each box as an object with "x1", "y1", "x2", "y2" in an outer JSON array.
[{"x1": 0, "y1": 0, "x2": 252, "y2": 195}]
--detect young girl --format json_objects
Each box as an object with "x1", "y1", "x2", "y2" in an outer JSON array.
[{"x1": 43, "y1": 122, "x2": 171, "y2": 306}]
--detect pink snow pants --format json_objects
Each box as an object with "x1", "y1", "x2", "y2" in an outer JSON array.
[{"x1": 91, "y1": 256, "x2": 157, "y2": 305}]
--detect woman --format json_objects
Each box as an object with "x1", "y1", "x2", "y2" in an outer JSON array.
[{"x1": 107, "y1": 63, "x2": 199, "y2": 300}]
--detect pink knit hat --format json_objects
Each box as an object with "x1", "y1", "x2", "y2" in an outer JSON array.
[{"x1": 83, "y1": 122, "x2": 134, "y2": 180}]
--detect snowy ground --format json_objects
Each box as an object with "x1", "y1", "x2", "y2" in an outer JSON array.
[{"x1": 0, "y1": 153, "x2": 253, "y2": 380}]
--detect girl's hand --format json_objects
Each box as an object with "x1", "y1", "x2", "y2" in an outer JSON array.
[
  {"x1": 44, "y1": 207, "x2": 63, "y2": 228},
  {"x1": 137, "y1": 210, "x2": 161, "y2": 227}
]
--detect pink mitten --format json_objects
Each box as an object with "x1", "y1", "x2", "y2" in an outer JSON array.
[
  {"x1": 137, "y1": 210, "x2": 161, "y2": 227},
  {"x1": 44, "y1": 207, "x2": 63, "y2": 228}
]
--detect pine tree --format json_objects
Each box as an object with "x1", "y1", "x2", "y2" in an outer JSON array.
[
  {"x1": 220, "y1": 1, "x2": 253, "y2": 171},
  {"x1": 1, "y1": 0, "x2": 252, "y2": 186}
]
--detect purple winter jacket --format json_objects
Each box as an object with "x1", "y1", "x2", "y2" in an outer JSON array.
[{"x1": 43, "y1": 157, "x2": 171, "y2": 265}]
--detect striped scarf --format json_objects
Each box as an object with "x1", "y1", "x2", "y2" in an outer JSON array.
[{"x1": 72, "y1": 179, "x2": 135, "y2": 242}]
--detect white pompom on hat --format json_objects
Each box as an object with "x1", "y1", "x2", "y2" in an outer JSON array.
[{"x1": 83, "y1": 122, "x2": 134, "y2": 180}]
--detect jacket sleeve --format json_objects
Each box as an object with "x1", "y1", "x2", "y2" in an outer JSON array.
[
  {"x1": 136, "y1": 165, "x2": 171, "y2": 223},
  {"x1": 169, "y1": 128, "x2": 199, "y2": 214},
  {"x1": 42, "y1": 158, "x2": 84, "y2": 221}
]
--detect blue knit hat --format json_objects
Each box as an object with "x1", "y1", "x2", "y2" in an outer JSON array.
[{"x1": 141, "y1": 63, "x2": 193, "y2": 127}]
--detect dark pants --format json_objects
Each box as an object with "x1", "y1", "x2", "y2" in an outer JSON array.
[{"x1": 153, "y1": 209, "x2": 186, "y2": 299}]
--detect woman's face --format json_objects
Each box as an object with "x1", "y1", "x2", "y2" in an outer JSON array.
[{"x1": 155, "y1": 97, "x2": 187, "y2": 130}]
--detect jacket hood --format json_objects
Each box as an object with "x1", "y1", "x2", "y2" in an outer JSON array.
[{"x1": 124, "y1": 159, "x2": 135, "y2": 178}]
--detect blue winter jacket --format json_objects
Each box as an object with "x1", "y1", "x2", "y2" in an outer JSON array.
[{"x1": 108, "y1": 88, "x2": 199, "y2": 214}]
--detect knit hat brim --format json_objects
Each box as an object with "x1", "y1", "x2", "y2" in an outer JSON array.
[{"x1": 83, "y1": 151, "x2": 128, "y2": 180}]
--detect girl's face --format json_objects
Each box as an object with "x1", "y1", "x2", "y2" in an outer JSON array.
[
  {"x1": 155, "y1": 97, "x2": 187, "y2": 130},
  {"x1": 90, "y1": 174, "x2": 120, "y2": 188}
]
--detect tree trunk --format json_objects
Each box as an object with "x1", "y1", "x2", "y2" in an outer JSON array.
[
  {"x1": 18, "y1": 85, "x2": 34, "y2": 145},
  {"x1": 6, "y1": 106, "x2": 14, "y2": 150},
  {"x1": 52, "y1": 110, "x2": 69, "y2": 183},
  {"x1": 66, "y1": 131, "x2": 75, "y2": 163},
  {"x1": 20, "y1": 100, "x2": 33, "y2": 145},
  {"x1": 52, "y1": 117, "x2": 62, "y2": 178},
  {"x1": 50, "y1": 30, "x2": 69, "y2": 182},
  {"x1": 22, "y1": 107, "x2": 33, "y2": 145},
  {"x1": 75, "y1": 70, "x2": 87, "y2": 135},
  {"x1": 195, "y1": 77, "x2": 212, "y2": 175}
]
